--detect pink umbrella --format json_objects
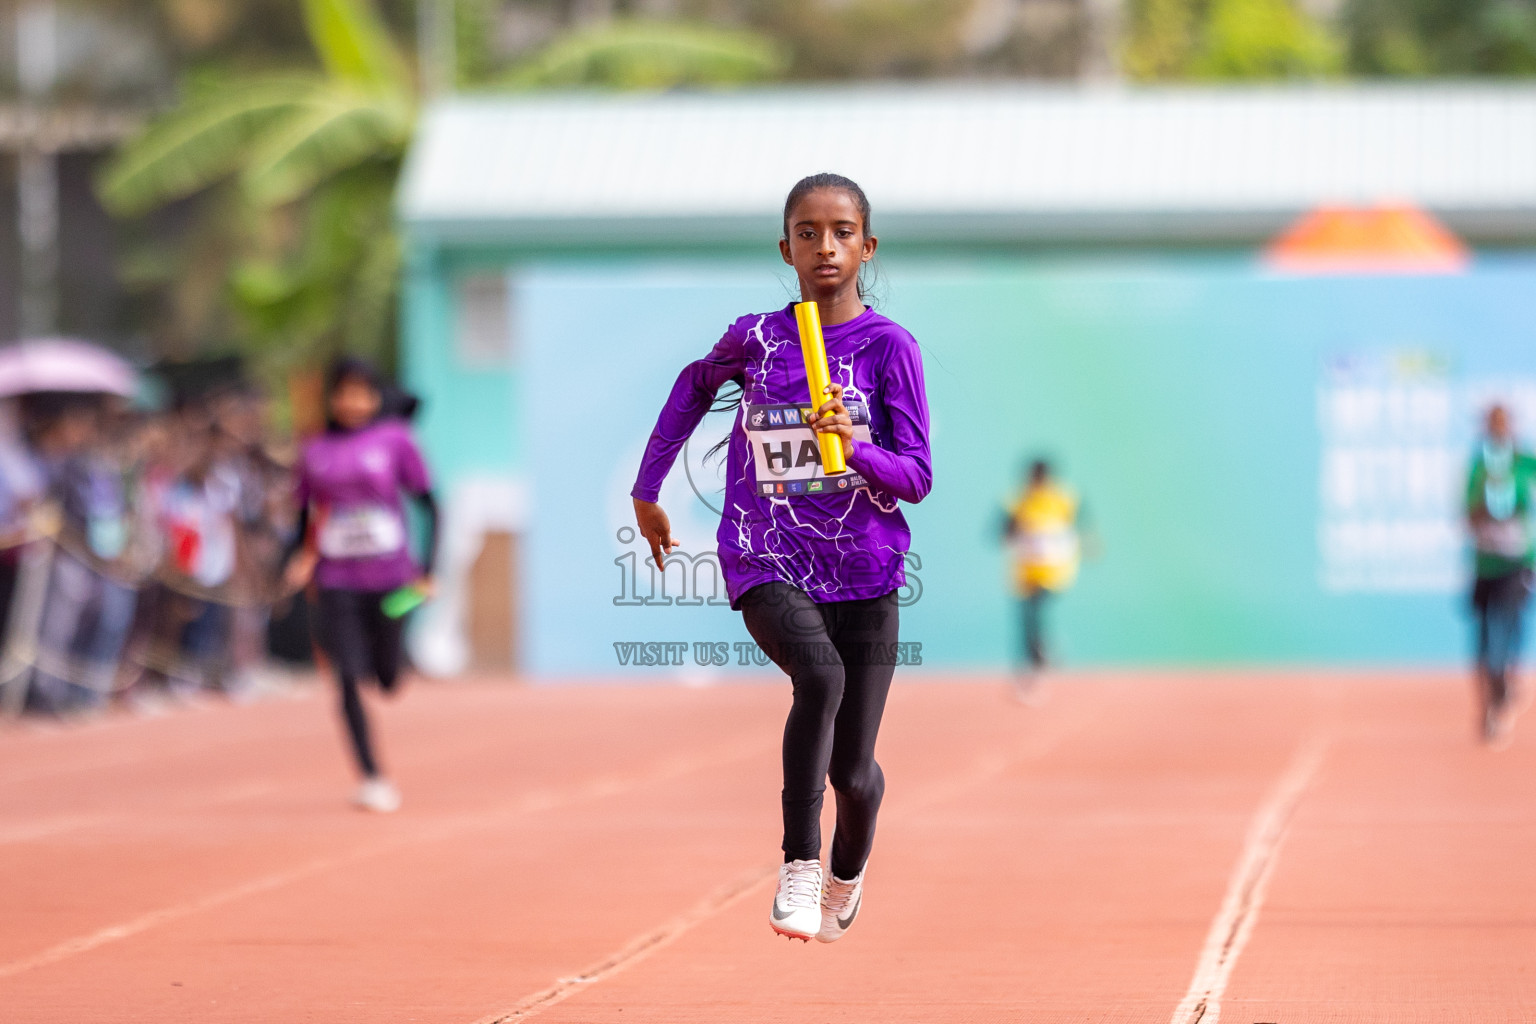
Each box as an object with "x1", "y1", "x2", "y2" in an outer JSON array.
[{"x1": 0, "y1": 338, "x2": 137, "y2": 398}]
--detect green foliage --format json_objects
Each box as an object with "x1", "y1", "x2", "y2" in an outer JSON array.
[
  {"x1": 756, "y1": 0, "x2": 963, "y2": 79},
  {"x1": 239, "y1": 87, "x2": 413, "y2": 206},
  {"x1": 1124, "y1": 0, "x2": 1342, "y2": 80},
  {"x1": 230, "y1": 164, "x2": 401, "y2": 366},
  {"x1": 99, "y1": 75, "x2": 321, "y2": 216},
  {"x1": 80, "y1": 0, "x2": 316, "y2": 70},
  {"x1": 1344, "y1": 0, "x2": 1536, "y2": 75},
  {"x1": 98, "y1": 0, "x2": 415, "y2": 371},
  {"x1": 301, "y1": 0, "x2": 412, "y2": 87},
  {"x1": 99, "y1": 3, "x2": 796, "y2": 371},
  {"x1": 453, "y1": 0, "x2": 506, "y2": 88},
  {"x1": 501, "y1": 20, "x2": 787, "y2": 89},
  {"x1": 1192, "y1": 0, "x2": 1343, "y2": 78},
  {"x1": 1124, "y1": 0, "x2": 1202, "y2": 80},
  {"x1": 1127, "y1": 0, "x2": 1536, "y2": 78}
]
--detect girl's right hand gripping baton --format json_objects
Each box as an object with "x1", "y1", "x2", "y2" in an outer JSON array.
[{"x1": 794, "y1": 301, "x2": 847, "y2": 476}]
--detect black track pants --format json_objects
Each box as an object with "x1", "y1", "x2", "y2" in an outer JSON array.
[
  {"x1": 1021, "y1": 587, "x2": 1050, "y2": 670},
  {"x1": 314, "y1": 588, "x2": 406, "y2": 779},
  {"x1": 738, "y1": 582, "x2": 900, "y2": 880},
  {"x1": 1473, "y1": 569, "x2": 1531, "y2": 708}
]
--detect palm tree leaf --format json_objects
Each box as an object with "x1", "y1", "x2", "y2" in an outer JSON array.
[
  {"x1": 98, "y1": 75, "x2": 320, "y2": 216},
  {"x1": 302, "y1": 0, "x2": 411, "y2": 88},
  {"x1": 239, "y1": 89, "x2": 412, "y2": 207},
  {"x1": 503, "y1": 20, "x2": 788, "y2": 89},
  {"x1": 344, "y1": 223, "x2": 402, "y2": 359}
]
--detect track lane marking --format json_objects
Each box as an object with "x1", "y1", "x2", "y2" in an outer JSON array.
[
  {"x1": 0, "y1": 728, "x2": 778, "y2": 982},
  {"x1": 473, "y1": 687, "x2": 1107, "y2": 1023},
  {"x1": 1169, "y1": 737, "x2": 1327, "y2": 1024},
  {"x1": 474, "y1": 865, "x2": 779, "y2": 1024},
  {"x1": 0, "y1": 814, "x2": 112, "y2": 846},
  {"x1": 0, "y1": 844, "x2": 389, "y2": 981}
]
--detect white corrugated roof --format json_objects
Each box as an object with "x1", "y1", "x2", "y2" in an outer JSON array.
[{"x1": 398, "y1": 85, "x2": 1536, "y2": 244}]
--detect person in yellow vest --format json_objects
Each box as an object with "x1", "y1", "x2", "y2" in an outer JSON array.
[{"x1": 1003, "y1": 459, "x2": 1087, "y2": 698}]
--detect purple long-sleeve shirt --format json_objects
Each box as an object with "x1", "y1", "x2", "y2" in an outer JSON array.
[
  {"x1": 295, "y1": 419, "x2": 431, "y2": 592},
  {"x1": 633, "y1": 303, "x2": 932, "y2": 607}
]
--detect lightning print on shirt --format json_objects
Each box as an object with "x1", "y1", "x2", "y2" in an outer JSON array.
[{"x1": 633, "y1": 303, "x2": 932, "y2": 608}]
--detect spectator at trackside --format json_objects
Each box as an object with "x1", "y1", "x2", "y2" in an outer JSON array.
[
  {"x1": 1466, "y1": 404, "x2": 1536, "y2": 746},
  {"x1": 135, "y1": 414, "x2": 248, "y2": 697},
  {"x1": 0, "y1": 400, "x2": 44, "y2": 645},
  {"x1": 212, "y1": 385, "x2": 293, "y2": 693},
  {"x1": 25, "y1": 397, "x2": 140, "y2": 714}
]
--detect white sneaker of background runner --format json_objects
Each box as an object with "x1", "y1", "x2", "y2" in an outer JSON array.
[
  {"x1": 770, "y1": 859, "x2": 823, "y2": 940},
  {"x1": 817, "y1": 869, "x2": 864, "y2": 943},
  {"x1": 354, "y1": 778, "x2": 401, "y2": 813}
]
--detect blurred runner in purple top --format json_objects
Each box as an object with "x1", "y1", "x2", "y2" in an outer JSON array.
[
  {"x1": 631, "y1": 174, "x2": 932, "y2": 944},
  {"x1": 296, "y1": 416, "x2": 429, "y2": 592},
  {"x1": 285, "y1": 358, "x2": 438, "y2": 815}
]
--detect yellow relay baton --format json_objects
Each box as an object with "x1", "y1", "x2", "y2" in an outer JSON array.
[{"x1": 794, "y1": 301, "x2": 848, "y2": 476}]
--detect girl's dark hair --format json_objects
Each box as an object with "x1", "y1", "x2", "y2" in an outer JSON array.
[
  {"x1": 701, "y1": 176, "x2": 876, "y2": 469},
  {"x1": 325, "y1": 356, "x2": 421, "y2": 431},
  {"x1": 326, "y1": 356, "x2": 384, "y2": 398},
  {"x1": 782, "y1": 173, "x2": 879, "y2": 306}
]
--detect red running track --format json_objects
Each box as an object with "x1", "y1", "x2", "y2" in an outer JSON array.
[{"x1": 1, "y1": 671, "x2": 1534, "y2": 1023}]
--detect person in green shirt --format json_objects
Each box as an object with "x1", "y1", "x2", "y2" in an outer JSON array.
[{"x1": 1466, "y1": 404, "x2": 1536, "y2": 745}]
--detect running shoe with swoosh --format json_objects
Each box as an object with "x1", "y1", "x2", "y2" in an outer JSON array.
[
  {"x1": 817, "y1": 869, "x2": 864, "y2": 943},
  {"x1": 770, "y1": 859, "x2": 823, "y2": 941}
]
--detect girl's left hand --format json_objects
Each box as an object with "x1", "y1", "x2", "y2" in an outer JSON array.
[
  {"x1": 811, "y1": 383, "x2": 856, "y2": 461},
  {"x1": 283, "y1": 550, "x2": 318, "y2": 592}
]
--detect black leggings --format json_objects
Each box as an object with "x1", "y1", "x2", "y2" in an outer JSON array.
[
  {"x1": 1473, "y1": 570, "x2": 1531, "y2": 709},
  {"x1": 315, "y1": 588, "x2": 406, "y2": 779},
  {"x1": 1021, "y1": 587, "x2": 1050, "y2": 670},
  {"x1": 738, "y1": 582, "x2": 900, "y2": 880}
]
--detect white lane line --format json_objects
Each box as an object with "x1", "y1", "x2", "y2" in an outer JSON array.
[
  {"x1": 473, "y1": 692, "x2": 1108, "y2": 1023},
  {"x1": 0, "y1": 729, "x2": 777, "y2": 982},
  {"x1": 0, "y1": 844, "x2": 388, "y2": 981},
  {"x1": 1168, "y1": 737, "x2": 1327, "y2": 1024},
  {"x1": 0, "y1": 814, "x2": 112, "y2": 846},
  {"x1": 474, "y1": 865, "x2": 779, "y2": 1024},
  {"x1": 0, "y1": 784, "x2": 283, "y2": 850}
]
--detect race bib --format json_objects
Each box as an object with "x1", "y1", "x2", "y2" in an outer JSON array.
[
  {"x1": 745, "y1": 402, "x2": 873, "y2": 497},
  {"x1": 318, "y1": 505, "x2": 405, "y2": 559},
  {"x1": 1016, "y1": 528, "x2": 1079, "y2": 568},
  {"x1": 1474, "y1": 518, "x2": 1529, "y2": 559}
]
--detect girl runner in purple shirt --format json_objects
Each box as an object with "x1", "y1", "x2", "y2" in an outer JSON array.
[
  {"x1": 285, "y1": 358, "x2": 438, "y2": 814},
  {"x1": 633, "y1": 174, "x2": 932, "y2": 943}
]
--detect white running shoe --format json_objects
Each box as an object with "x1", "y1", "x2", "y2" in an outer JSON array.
[
  {"x1": 816, "y1": 869, "x2": 864, "y2": 943},
  {"x1": 1012, "y1": 672, "x2": 1049, "y2": 707},
  {"x1": 770, "y1": 859, "x2": 823, "y2": 941},
  {"x1": 354, "y1": 778, "x2": 401, "y2": 813},
  {"x1": 1485, "y1": 707, "x2": 1514, "y2": 750}
]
